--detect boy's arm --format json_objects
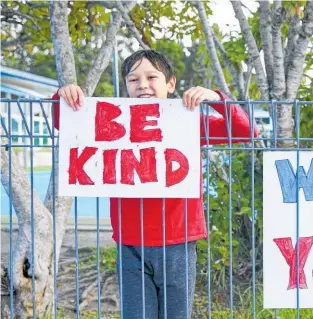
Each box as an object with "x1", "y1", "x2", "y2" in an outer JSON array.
[
  {"x1": 200, "y1": 90, "x2": 258, "y2": 146},
  {"x1": 52, "y1": 91, "x2": 60, "y2": 130}
]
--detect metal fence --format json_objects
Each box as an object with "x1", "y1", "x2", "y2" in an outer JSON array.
[{"x1": 1, "y1": 98, "x2": 313, "y2": 319}]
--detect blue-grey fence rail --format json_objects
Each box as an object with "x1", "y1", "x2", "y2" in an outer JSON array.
[{"x1": 1, "y1": 98, "x2": 312, "y2": 319}]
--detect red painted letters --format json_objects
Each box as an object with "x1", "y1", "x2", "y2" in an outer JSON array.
[
  {"x1": 69, "y1": 101, "x2": 191, "y2": 188},
  {"x1": 165, "y1": 149, "x2": 189, "y2": 187},
  {"x1": 274, "y1": 236, "x2": 313, "y2": 289},
  {"x1": 69, "y1": 147, "x2": 97, "y2": 185},
  {"x1": 95, "y1": 101, "x2": 126, "y2": 141},
  {"x1": 130, "y1": 104, "x2": 163, "y2": 143},
  {"x1": 103, "y1": 149, "x2": 118, "y2": 184},
  {"x1": 120, "y1": 147, "x2": 157, "y2": 185}
]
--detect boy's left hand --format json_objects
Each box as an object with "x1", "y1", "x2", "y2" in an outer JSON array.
[{"x1": 183, "y1": 87, "x2": 220, "y2": 110}]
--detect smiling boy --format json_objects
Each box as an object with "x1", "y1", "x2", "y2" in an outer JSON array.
[{"x1": 53, "y1": 50, "x2": 257, "y2": 319}]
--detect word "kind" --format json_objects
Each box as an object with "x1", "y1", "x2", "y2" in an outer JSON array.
[{"x1": 68, "y1": 101, "x2": 190, "y2": 187}]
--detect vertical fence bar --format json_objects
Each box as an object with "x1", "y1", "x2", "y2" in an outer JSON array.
[
  {"x1": 184, "y1": 198, "x2": 189, "y2": 318},
  {"x1": 96, "y1": 197, "x2": 101, "y2": 318},
  {"x1": 118, "y1": 198, "x2": 123, "y2": 319},
  {"x1": 5, "y1": 97, "x2": 312, "y2": 318},
  {"x1": 51, "y1": 101, "x2": 58, "y2": 318},
  {"x1": 74, "y1": 197, "x2": 80, "y2": 318},
  {"x1": 206, "y1": 106, "x2": 212, "y2": 319},
  {"x1": 8, "y1": 101, "x2": 14, "y2": 318},
  {"x1": 162, "y1": 198, "x2": 167, "y2": 319},
  {"x1": 113, "y1": 42, "x2": 123, "y2": 319},
  {"x1": 295, "y1": 100, "x2": 300, "y2": 318},
  {"x1": 140, "y1": 198, "x2": 145, "y2": 319},
  {"x1": 29, "y1": 101, "x2": 36, "y2": 318},
  {"x1": 201, "y1": 102, "x2": 211, "y2": 319},
  {"x1": 271, "y1": 100, "x2": 279, "y2": 319},
  {"x1": 249, "y1": 100, "x2": 256, "y2": 319},
  {"x1": 271, "y1": 100, "x2": 277, "y2": 150},
  {"x1": 227, "y1": 99, "x2": 233, "y2": 318}
]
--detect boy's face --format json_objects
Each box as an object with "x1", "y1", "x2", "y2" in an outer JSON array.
[{"x1": 125, "y1": 58, "x2": 176, "y2": 99}]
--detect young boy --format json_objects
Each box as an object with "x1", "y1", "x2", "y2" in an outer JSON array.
[{"x1": 53, "y1": 50, "x2": 257, "y2": 319}]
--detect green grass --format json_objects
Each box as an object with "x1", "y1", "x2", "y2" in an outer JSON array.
[
  {"x1": 78, "y1": 245, "x2": 117, "y2": 273},
  {"x1": 24, "y1": 165, "x2": 52, "y2": 172},
  {"x1": 193, "y1": 285, "x2": 313, "y2": 319}
]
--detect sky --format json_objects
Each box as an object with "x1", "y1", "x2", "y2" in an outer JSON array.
[
  {"x1": 208, "y1": 0, "x2": 258, "y2": 33},
  {"x1": 182, "y1": 0, "x2": 259, "y2": 47}
]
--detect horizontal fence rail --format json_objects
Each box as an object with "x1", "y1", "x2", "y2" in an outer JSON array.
[{"x1": 1, "y1": 98, "x2": 313, "y2": 319}]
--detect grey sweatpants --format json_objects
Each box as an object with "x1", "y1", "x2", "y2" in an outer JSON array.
[{"x1": 116, "y1": 241, "x2": 197, "y2": 319}]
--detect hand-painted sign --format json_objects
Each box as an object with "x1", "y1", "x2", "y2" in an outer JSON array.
[
  {"x1": 59, "y1": 98, "x2": 200, "y2": 198},
  {"x1": 263, "y1": 152, "x2": 313, "y2": 308}
]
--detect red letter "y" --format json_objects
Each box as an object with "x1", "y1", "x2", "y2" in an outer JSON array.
[{"x1": 274, "y1": 236, "x2": 313, "y2": 289}]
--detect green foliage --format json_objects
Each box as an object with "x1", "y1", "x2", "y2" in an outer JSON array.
[
  {"x1": 248, "y1": 13, "x2": 261, "y2": 49},
  {"x1": 153, "y1": 39, "x2": 186, "y2": 82},
  {"x1": 99, "y1": 245, "x2": 117, "y2": 273},
  {"x1": 1, "y1": 0, "x2": 113, "y2": 56},
  {"x1": 2, "y1": 0, "x2": 50, "y2": 55},
  {"x1": 193, "y1": 284, "x2": 313, "y2": 318},
  {"x1": 298, "y1": 43, "x2": 313, "y2": 147},
  {"x1": 197, "y1": 149, "x2": 263, "y2": 288},
  {"x1": 223, "y1": 36, "x2": 247, "y2": 66},
  {"x1": 87, "y1": 245, "x2": 117, "y2": 273},
  {"x1": 2, "y1": 44, "x2": 114, "y2": 97},
  {"x1": 130, "y1": 1, "x2": 212, "y2": 45}
]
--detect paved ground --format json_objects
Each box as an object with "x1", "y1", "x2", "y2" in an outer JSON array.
[{"x1": 1, "y1": 228, "x2": 114, "y2": 266}]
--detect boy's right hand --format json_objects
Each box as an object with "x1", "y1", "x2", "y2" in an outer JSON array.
[{"x1": 58, "y1": 84, "x2": 85, "y2": 111}]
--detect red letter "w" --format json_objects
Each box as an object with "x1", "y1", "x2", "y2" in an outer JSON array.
[{"x1": 274, "y1": 236, "x2": 313, "y2": 290}]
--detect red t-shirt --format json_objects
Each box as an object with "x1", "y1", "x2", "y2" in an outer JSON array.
[{"x1": 52, "y1": 91, "x2": 258, "y2": 246}]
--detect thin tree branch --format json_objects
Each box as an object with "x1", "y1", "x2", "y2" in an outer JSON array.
[
  {"x1": 284, "y1": 11, "x2": 301, "y2": 75},
  {"x1": 240, "y1": 1, "x2": 254, "y2": 15},
  {"x1": 83, "y1": 11, "x2": 121, "y2": 95},
  {"x1": 231, "y1": 1, "x2": 269, "y2": 100},
  {"x1": 212, "y1": 31, "x2": 245, "y2": 99},
  {"x1": 1, "y1": 36, "x2": 31, "y2": 49},
  {"x1": 286, "y1": 0, "x2": 313, "y2": 99},
  {"x1": 194, "y1": 0, "x2": 233, "y2": 99},
  {"x1": 1, "y1": 8, "x2": 41, "y2": 30},
  {"x1": 116, "y1": 1, "x2": 149, "y2": 50},
  {"x1": 87, "y1": 1, "x2": 118, "y2": 10},
  {"x1": 271, "y1": 1, "x2": 286, "y2": 99},
  {"x1": 26, "y1": 2, "x2": 48, "y2": 9},
  {"x1": 83, "y1": 1, "x2": 136, "y2": 96},
  {"x1": 258, "y1": 0, "x2": 273, "y2": 92},
  {"x1": 244, "y1": 63, "x2": 253, "y2": 99},
  {"x1": 1, "y1": 19, "x2": 40, "y2": 31}
]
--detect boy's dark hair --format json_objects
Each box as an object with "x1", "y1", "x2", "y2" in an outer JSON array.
[{"x1": 121, "y1": 50, "x2": 175, "y2": 84}]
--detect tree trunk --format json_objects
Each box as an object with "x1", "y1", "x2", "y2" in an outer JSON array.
[
  {"x1": 0, "y1": 1, "x2": 78, "y2": 317},
  {"x1": 1, "y1": 135, "x2": 55, "y2": 317},
  {"x1": 279, "y1": 0, "x2": 313, "y2": 147}
]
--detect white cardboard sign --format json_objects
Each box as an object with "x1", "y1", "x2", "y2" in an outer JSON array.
[
  {"x1": 263, "y1": 152, "x2": 313, "y2": 308},
  {"x1": 58, "y1": 97, "x2": 200, "y2": 198}
]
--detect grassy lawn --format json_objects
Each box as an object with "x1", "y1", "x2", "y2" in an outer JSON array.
[{"x1": 24, "y1": 166, "x2": 52, "y2": 172}]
